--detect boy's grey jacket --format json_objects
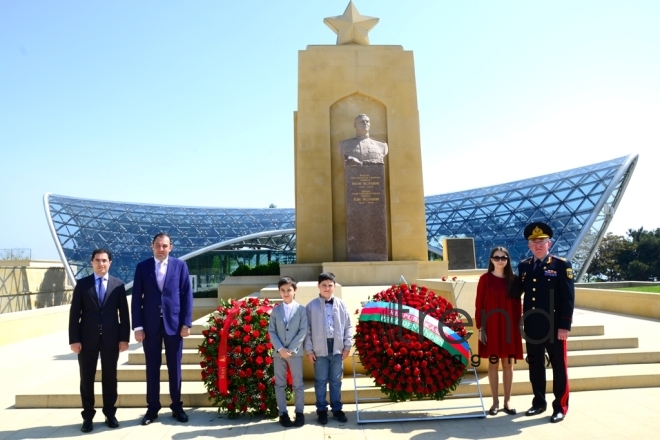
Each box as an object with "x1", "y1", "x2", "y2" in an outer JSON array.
[
  {"x1": 304, "y1": 296, "x2": 353, "y2": 356},
  {"x1": 268, "y1": 301, "x2": 308, "y2": 357}
]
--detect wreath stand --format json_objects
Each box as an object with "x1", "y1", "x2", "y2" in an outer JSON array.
[{"x1": 352, "y1": 351, "x2": 486, "y2": 424}]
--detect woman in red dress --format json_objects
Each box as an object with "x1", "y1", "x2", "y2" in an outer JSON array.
[{"x1": 475, "y1": 246, "x2": 523, "y2": 416}]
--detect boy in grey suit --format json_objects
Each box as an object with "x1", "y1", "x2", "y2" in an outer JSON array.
[{"x1": 268, "y1": 276, "x2": 308, "y2": 427}]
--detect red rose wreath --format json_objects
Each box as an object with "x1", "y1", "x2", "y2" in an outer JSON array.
[
  {"x1": 199, "y1": 298, "x2": 293, "y2": 418},
  {"x1": 355, "y1": 283, "x2": 470, "y2": 402}
]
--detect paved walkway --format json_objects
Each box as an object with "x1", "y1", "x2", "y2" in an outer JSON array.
[{"x1": 2, "y1": 309, "x2": 660, "y2": 439}]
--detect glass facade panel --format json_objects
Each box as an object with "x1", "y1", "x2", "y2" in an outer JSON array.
[{"x1": 45, "y1": 155, "x2": 637, "y2": 285}]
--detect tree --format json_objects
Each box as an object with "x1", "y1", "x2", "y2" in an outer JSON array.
[
  {"x1": 587, "y1": 228, "x2": 660, "y2": 281},
  {"x1": 587, "y1": 233, "x2": 630, "y2": 281},
  {"x1": 623, "y1": 227, "x2": 660, "y2": 281}
]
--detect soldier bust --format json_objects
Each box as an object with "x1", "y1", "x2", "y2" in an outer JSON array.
[{"x1": 340, "y1": 114, "x2": 388, "y2": 166}]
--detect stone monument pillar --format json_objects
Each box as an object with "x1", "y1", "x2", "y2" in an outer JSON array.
[{"x1": 294, "y1": 2, "x2": 428, "y2": 265}]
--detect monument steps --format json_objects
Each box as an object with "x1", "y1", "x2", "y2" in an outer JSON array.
[
  {"x1": 15, "y1": 312, "x2": 660, "y2": 409},
  {"x1": 127, "y1": 348, "x2": 203, "y2": 365},
  {"x1": 16, "y1": 363, "x2": 660, "y2": 408}
]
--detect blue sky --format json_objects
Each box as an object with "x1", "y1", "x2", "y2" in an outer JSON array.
[{"x1": 1, "y1": 1, "x2": 659, "y2": 260}]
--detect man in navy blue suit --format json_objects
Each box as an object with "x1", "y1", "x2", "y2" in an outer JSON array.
[
  {"x1": 69, "y1": 248, "x2": 130, "y2": 433},
  {"x1": 132, "y1": 232, "x2": 193, "y2": 425}
]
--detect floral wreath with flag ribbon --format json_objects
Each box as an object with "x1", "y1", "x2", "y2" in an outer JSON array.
[{"x1": 355, "y1": 283, "x2": 469, "y2": 402}]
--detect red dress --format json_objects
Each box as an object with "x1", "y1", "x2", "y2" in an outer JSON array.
[{"x1": 475, "y1": 272, "x2": 523, "y2": 360}]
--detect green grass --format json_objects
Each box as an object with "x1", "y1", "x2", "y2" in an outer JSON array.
[{"x1": 616, "y1": 286, "x2": 660, "y2": 294}]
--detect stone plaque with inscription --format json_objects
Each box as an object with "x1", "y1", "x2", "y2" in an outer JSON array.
[
  {"x1": 443, "y1": 238, "x2": 476, "y2": 270},
  {"x1": 345, "y1": 165, "x2": 388, "y2": 261}
]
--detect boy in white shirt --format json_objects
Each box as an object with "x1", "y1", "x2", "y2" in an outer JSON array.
[{"x1": 268, "y1": 276, "x2": 308, "y2": 427}]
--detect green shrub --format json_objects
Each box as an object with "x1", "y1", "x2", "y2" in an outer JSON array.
[{"x1": 230, "y1": 261, "x2": 280, "y2": 276}]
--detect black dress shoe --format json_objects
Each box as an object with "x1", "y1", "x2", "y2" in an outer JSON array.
[
  {"x1": 503, "y1": 406, "x2": 517, "y2": 415},
  {"x1": 141, "y1": 411, "x2": 158, "y2": 425},
  {"x1": 81, "y1": 420, "x2": 93, "y2": 433},
  {"x1": 550, "y1": 411, "x2": 565, "y2": 423},
  {"x1": 105, "y1": 416, "x2": 119, "y2": 428},
  {"x1": 525, "y1": 405, "x2": 547, "y2": 416},
  {"x1": 172, "y1": 409, "x2": 189, "y2": 423}
]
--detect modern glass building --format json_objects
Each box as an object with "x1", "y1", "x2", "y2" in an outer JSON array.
[{"x1": 45, "y1": 154, "x2": 637, "y2": 285}]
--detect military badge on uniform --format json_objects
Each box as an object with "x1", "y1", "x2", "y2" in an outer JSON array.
[{"x1": 566, "y1": 268, "x2": 574, "y2": 279}]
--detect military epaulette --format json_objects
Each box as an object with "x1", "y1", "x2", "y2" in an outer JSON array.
[{"x1": 521, "y1": 257, "x2": 533, "y2": 264}]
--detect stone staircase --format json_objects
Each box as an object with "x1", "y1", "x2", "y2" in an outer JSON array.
[{"x1": 14, "y1": 298, "x2": 660, "y2": 408}]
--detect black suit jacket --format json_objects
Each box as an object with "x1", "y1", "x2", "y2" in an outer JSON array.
[{"x1": 68, "y1": 274, "x2": 130, "y2": 351}]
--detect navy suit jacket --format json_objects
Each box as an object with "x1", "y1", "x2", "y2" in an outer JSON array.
[
  {"x1": 131, "y1": 257, "x2": 193, "y2": 336},
  {"x1": 68, "y1": 274, "x2": 130, "y2": 351}
]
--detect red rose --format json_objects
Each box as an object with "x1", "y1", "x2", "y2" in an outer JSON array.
[
  {"x1": 234, "y1": 358, "x2": 243, "y2": 367},
  {"x1": 252, "y1": 330, "x2": 260, "y2": 338},
  {"x1": 259, "y1": 319, "x2": 268, "y2": 327},
  {"x1": 257, "y1": 382, "x2": 266, "y2": 391},
  {"x1": 210, "y1": 326, "x2": 217, "y2": 333},
  {"x1": 243, "y1": 347, "x2": 252, "y2": 355},
  {"x1": 255, "y1": 356, "x2": 264, "y2": 365},
  {"x1": 242, "y1": 324, "x2": 252, "y2": 333},
  {"x1": 202, "y1": 330, "x2": 209, "y2": 337},
  {"x1": 243, "y1": 335, "x2": 251, "y2": 343},
  {"x1": 244, "y1": 315, "x2": 253, "y2": 323},
  {"x1": 256, "y1": 370, "x2": 264, "y2": 379},
  {"x1": 255, "y1": 345, "x2": 265, "y2": 354},
  {"x1": 265, "y1": 357, "x2": 273, "y2": 365},
  {"x1": 200, "y1": 361, "x2": 207, "y2": 368},
  {"x1": 233, "y1": 347, "x2": 241, "y2": 354}
]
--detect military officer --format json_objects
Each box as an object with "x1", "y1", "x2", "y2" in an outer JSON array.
[
  {"x1": 340, "y1": 114, "x2": 388, "y2": 166},
  {"x1": 519, "y1": 222, "x2": 575, "y2": 424}
]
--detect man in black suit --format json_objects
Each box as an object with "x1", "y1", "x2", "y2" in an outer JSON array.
[
  {"x1": 519, "y1": 222, "x2": 575, "y2": 424},
  {"x1": 69, "y1": 248, "x2": 130, "y2": 433}
]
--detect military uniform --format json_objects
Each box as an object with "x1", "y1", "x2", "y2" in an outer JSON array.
[
  {"x1": 340, "y1": 137, "x2": 388, "y2": 165},
  {"x1": 519, "y1": 253, "x2": 575, "y2": 415}
]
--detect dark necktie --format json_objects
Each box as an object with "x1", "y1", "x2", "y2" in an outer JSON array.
[
  {"x1": 98, "y1": 277, "x2": 106, "y2": 305},
  {"x1": 534, "y1": 260, "x2": 542, "y2": 271}
]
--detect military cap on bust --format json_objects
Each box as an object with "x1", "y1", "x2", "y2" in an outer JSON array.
[{"x1": 524, "y1": 222, "x2": 553, "y2": 240}]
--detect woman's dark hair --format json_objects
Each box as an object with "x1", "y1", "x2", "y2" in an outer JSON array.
[{"x1": 488, "y1": 246, "x2": 521, "y2": 299}]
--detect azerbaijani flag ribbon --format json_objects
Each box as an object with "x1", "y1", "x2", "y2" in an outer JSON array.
[{"x1": 359, "y1": 301, "x2": 470, "y2": 365}]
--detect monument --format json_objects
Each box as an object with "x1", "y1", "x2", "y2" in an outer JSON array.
[
  {"x1": 341, "y1": 114, "x2": 388, "y2": 261},
  {"x1": 290, "y1": 1, "x2": 446, "y2": 283}
]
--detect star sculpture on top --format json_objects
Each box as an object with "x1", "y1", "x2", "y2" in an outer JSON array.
[{"x1": 324, "y1": 1, "x2": 379, "y2": 46}]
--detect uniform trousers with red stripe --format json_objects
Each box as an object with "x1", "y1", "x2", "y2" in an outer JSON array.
[{"x1": 526, "y1": 338, "x2": 569, "y2": 414}]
